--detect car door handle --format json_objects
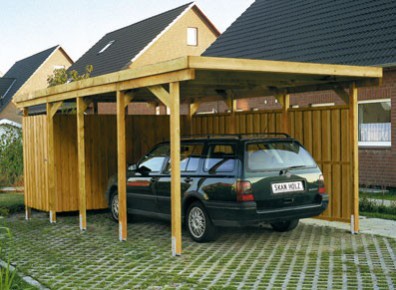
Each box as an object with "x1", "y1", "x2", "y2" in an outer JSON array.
[{"x1": 184, "y1": 177, "x2": 193, "y2": 183}]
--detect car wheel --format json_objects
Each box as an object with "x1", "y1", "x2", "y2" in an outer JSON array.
[
  {"x1": 110, "y1": 192, "x2": 119, "y2": 222},
  {"x1": 271, "y1": 219, "x2": 299, "y2": 232},
  {"x1": 186, "y1": 201, "x2": 216, "y2": 242}
]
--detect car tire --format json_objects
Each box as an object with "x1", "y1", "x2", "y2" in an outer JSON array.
[
  {"x1": 271, "y1": 219, "x2": 299, "y2": 232},
  {"x1": 110, "y1": 192, "x2": 119, "y2": 222},
  {"x1": 186, "y1": 201, "x2": 216, "y2": 243}
]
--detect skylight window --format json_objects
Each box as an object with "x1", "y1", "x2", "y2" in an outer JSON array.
[{"x1": 98, "y1": 40, "x2": 115, "y2": 54}]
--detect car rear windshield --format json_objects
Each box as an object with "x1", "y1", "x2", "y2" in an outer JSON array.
[{"x1": 245, "y1": 141, "x2": 316, "y2": 172}]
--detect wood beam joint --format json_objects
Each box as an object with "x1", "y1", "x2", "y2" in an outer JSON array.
[
  {"x1": 147, "y1": 85, "x2": 171, "y2": 108},
  {"x1": 333, "y1": 85, "x2": 349, "y2": 104}
]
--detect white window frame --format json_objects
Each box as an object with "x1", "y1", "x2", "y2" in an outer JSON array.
[
  {"x1": 187, "y1": 27, "x2": 198, "y2": 46},
  {"x1": 358, "y1": 98, "x2": 391, "y2": 147}
]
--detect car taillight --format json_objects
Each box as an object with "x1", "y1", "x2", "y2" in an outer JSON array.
[
  {"x1": 318, "y1": 174, "x2": 326, "y2": 194},
  {"x1": 236, "y1": 180, "x2": 254, "y2": 202}
]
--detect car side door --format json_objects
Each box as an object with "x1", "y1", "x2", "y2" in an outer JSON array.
[
  {"x1": 155, "y1": 142, "x2": 204, "y2": 216},
  {"x1": 200, "y1": 142, "x2": 239, "y2": 202},
  {"x1": 127, "y1": 144, "x2": 169, "y2": 215}
]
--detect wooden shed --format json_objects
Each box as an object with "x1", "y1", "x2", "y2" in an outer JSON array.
[{"x1": 14, "y1": 56, "x2": 382, "y2": 255}]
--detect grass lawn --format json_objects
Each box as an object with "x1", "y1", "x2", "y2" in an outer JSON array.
[
  {"x1": 360, "y1": 211, "x2": 396, "y2": 221},
  {"x1": 360, "y1": 189, "x2": 396, "y2": 201},
  {"x1": 0, "y1": 193, "x2": 24, "y2": 216},
  {"x1": 0, "y1": 272, "x2": 38, "y2": 290}
]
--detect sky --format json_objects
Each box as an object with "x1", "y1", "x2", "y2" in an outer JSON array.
[{"x1": 0, "y1": 0, "x2": 255, "y2": 74}]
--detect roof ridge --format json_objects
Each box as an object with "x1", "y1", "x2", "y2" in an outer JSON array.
[
  {"x1": 103, "y1": 2, "x2": 193, "y2": 36},
  {"x1": 11, "y1": 45, "x2": 59, "y2": 66}
]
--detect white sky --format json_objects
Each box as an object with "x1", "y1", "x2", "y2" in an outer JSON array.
[{"x1": 0, "y1": 0, "x2": 254, "y2": 74}]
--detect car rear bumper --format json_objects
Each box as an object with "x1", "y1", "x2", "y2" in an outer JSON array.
[{"x1": 205, "y1": 197, "x2": 328, "y2": 227}]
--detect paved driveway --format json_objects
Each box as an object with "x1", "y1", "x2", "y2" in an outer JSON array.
[{"x1": 3, "y1": 212, "x2": 396, "y2": 289}]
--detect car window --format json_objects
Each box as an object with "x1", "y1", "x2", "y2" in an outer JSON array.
[
  {"x1": 246, "y1": 141, "x2": 316, "y2": 171},
  {"x1": 166, "y1": 143, "x2": 204, "y2": 173},
  {"x1": 204, "y1": 144, "x2": 236, "y2": 173},
  {"x1": 139, "y1": 144, "x2": 169, "y2": 173}
]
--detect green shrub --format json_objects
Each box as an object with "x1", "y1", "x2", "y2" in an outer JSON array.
[
  {"x1": 360, "y1": 196, "x2": 396, "y2": 218},
  {"x1": 0, "y1": 126, "x2": 23, "y2": 187}
]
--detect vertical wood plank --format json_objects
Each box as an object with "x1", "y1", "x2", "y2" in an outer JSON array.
[
  {"x1": 341, "y1": 109, "x2": 351, "y2": 219},
  {"x1": 282, "y1": 94, "x2": 290, "y2": 134},
  {"x1": 303, "y1": 111, "x2": 313, "y2": 154},
  {"x1": 22, "y1": 109, "x2": 31, "y2": 220},
  {"x1": 170, "y1": 82, "x2": 182, "y2": 256},
  {"x1": 312, "y1": 110, "x2": 322, "y2": 162}
]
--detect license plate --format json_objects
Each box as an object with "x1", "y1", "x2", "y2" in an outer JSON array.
[{"x1": 271, "y1": 181, "x2": 304, "y2": 194}]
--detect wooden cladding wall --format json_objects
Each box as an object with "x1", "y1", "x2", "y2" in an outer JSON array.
[
  {"x1": 192, "y1": 107, "x2": 351, "y2": 222},
  {"x1": 289, "y1": 106, "x2": 351, "y2": 221},
  {"x1": 23, "y1": 114, "x2": 188, "y2": 212},
  {"x1": 23, "y1": 108, "x2": 351, "y2": 221},
  {"x1": 23, "y1": 115, "x2": 49, "y2": 211}
]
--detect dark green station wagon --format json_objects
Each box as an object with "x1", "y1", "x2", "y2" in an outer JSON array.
[{"x1": 106, "y1": 134, "x2": 328, "y2": 242}]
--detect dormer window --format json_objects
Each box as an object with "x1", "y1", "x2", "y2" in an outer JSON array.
[
  {"x1": 187, "y1": 27, "x2": 198, "y2": 46},
  {"x1": 98, "y1": 40, "x2": 115, "y2": 54}
]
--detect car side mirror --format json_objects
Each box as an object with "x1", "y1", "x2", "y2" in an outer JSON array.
[{"x1": 137, "y1": 165, "x2": 151, "y2": 176}]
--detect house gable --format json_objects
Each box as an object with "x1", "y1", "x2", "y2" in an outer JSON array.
[
  {"x1": 130, "y1": 5, "x2": 219, "y2": 68},
  {"x1": 0, "y1": 46, "x2": 73, "y2": 123},
  {"x1": 68, "y1": 3, "x2": 194, "y2": 77}
]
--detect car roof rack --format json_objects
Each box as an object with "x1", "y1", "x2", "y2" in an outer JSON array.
[{"x1": 181, "y1": 133, "x2": 291, "y2": 140}]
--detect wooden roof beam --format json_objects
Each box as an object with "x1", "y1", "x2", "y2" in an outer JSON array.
[{"x1": 147, "y1": 85, "x2": 170, "y2": 108}]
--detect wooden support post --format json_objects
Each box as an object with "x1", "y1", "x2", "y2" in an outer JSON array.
[
  {"x1": 170, "y1": 82, "x2": 182, "y2": 256},
  {"x1": 189, "y1": 101, "x2": 200, "y2": 135},
  {"x1": 46, "y1": 103, "x2": 57, "y2": 223},
  {"x1": 77, "y1": 98, "x2": 88, "y2": 231},
  {"x1": 349, "y1": 83, "x2": 359, "y2": 233},
  {"x1": 22, "y1": 108, "x2": 31, "y2": 220},
  {"x1": 226, "y1": 94, "x2": 237, "y2": 134},
  {"x1": 276, "y1": 94, "x2": 290, "y2": 134},
  {"x1": 116, "y1": 90, "x2": 132, "y2": 241}
]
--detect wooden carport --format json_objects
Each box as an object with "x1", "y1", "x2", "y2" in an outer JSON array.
[{"x1": 14, "y1": 56, "x2": 382, "y2": 256}]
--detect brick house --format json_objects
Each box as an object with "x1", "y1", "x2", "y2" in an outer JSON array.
[
  {"x1": 0, "y1": 46, "x2": 73, "y2": 123},
  {"x1": 202, "y1": 0, "x2": 396, "y2": 188},
  {"x1": 68, "y1": 2, "x2": 219, "y2": 115}
]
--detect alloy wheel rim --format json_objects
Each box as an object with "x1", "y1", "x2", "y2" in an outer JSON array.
[
  {"x1": 112, "y1": 195, "x2": 119, "y2": 219},
  {"x1": 188, "y1": 207, "x2": 206, "y2": 238}
]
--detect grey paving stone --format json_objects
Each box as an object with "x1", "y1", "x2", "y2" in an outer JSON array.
[{"x1": 1, "y1": 212, "x2": 395, "y2": 289}]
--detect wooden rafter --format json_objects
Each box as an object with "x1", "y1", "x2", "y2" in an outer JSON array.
[{"x1": 147, "y1": 85, "x2": 170, "y2": 107}]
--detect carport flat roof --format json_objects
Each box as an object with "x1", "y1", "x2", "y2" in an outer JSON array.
[{"x1": 13, "y1": 55, "x2": 382, "y2": 108}]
